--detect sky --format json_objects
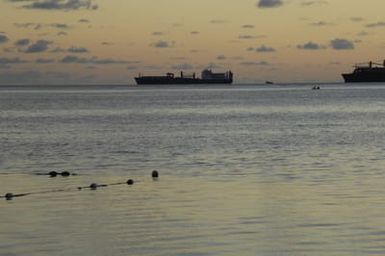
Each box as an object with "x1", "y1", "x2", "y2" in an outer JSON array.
[{"x1": 1, "y1": 0, "x2": 385, "y2": 84}]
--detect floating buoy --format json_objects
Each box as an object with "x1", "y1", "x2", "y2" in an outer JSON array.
[
  {"x1": 61, "y1": 171, "x2": 70, "y2": 177},
  {"x1": 4, "y1": 193, "x2": 13, "y2": 200},
  {"x1": 89, "y1": 183, "x2": 98, "y2": 190},
  {"x1": 49, "y1": 171, "x2": 58, "y2": 177},
  {"x1": 126, "y1": 179, "x2": 134, "y2": 185},
  {"x1": 152, "y1": 170, "x2": 159, "y2": 178}
]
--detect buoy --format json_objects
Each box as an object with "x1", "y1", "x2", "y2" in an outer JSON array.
[
  {"x1": 90, "y1": 183, "x2": 98, "y2": 190},
  {"x1": 61, "y1": 171, "x2": 70, "y2": 177},
  {"x1": 152, "y1": 170, "x2": 159, "y2": 178},
  {"x1": 126, "y1": 179, "x2": 134, "y2": 185},
  {"x1": 49, "y1": 171, "x2": 58, "y2": 177},
  {"x1": 5, "y1": 193, "x2": 13, "y2": 200}
]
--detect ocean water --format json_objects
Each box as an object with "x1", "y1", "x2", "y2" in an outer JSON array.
[{"x1": 1, "y1": 83, "x2": 385, "y2": 255}]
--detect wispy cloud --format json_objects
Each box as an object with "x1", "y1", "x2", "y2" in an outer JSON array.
[
  {"x1": 14, "y1": 38, "x2": 31, "y2": 46},
  {"x1": 171, "y1": 63, "x2": 194, "y2": 70},
  {"x1": 366, "y1": 22, "x2": 385, "y2": 28},
  {"x1": 256, "y1": 45, "x2": 276, "y2": 52},
  {"x1": 61, "y1": 55, "x2": 130, "y2": 65},
  {"x1": 35, "y1": 58, "x2": 55, "y2": 63},
  {"x1": 297, "y1": 41, "x2": 325, "y2": 50},
  {"x1": 67, "y1": 46, "x2": 88, "y2": 53},
  {"x1": 7, "y1": 0, "x2": 98, "y2": 11},
  {"x1": 240, "y1": 61, "x2": 269, "y2": 66},
  {"x1": 257, "y1": 0, "x2": 283, "y2": 8},
  {"x1": 309, "y1": 21, "x2": 333, "y2": 27},
  {"x1": 330, "y1": 38, "x2": 354, "y2": 50},
  {"x1": 151, "y1": 40, "x2": 175, "y2": 48},
  {"x1": 0, "y1": 34, "x2": 9, "y2": 44},
  {"x1": 0, "y1": 57, "x2": 28, "y2": 64},
  {"x1": 301, "y1": 0, "x2": 328, "y2": 6}
]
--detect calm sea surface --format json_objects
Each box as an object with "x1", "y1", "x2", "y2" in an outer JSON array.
[{"x1": 1, "y1": 83, "x2": 385, "y2": 255}]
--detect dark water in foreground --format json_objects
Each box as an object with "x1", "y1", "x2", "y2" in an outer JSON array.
[{"x1": 1, "y1": 84, "x2": 385, "y2": 255}]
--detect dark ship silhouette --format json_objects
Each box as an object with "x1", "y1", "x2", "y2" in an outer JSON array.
[
  {"x1": 342, "y1": 60, "x2": 385, "y2": 83},
  {"x1": 135, "y1": 69, "x2": 233, "y2": 85}
]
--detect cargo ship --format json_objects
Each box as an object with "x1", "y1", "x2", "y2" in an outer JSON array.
[
  {"x1": 135, "y1": 69, "x2": 233, "y2": 85},
  {"x1": 342, "y1": 60, "x2": 385, "y2": 83}
]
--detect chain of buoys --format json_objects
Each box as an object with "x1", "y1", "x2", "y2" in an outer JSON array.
[
  {"x1": 35, "y1": 171, "x2": 77, "y2": 177},
  {"x1": 2, "y1": 170, "x2": 159, "y2": 201}
]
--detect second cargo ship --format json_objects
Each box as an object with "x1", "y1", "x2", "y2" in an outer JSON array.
[
  {"x1": 342, "y1": 60, "x2": 385, "y2": 83},
  {"x1": 135, "y1": 69, "x2": 233, "y2": 85}
]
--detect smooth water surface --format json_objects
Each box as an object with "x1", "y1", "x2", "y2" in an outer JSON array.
[{"x1": 1, "y1": 84, "x2": 385, "y2": 255}]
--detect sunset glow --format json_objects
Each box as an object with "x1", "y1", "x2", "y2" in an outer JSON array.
[{"x1": 1, "y1": 0, "x2": 385, "y2": 84}]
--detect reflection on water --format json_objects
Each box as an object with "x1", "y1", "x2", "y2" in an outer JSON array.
[{"x1": 1, "y1": 84, "x2": 385, "y2": 255}]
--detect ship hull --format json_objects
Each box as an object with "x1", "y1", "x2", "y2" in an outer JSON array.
[
  {"x1": 135, "y1": 77, "x2": 232, "y2": 85},
  {"x1": 342, "y1": 72, "x2": 385, "y2": 83}
]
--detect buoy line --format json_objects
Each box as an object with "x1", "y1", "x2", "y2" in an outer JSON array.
[{"x1": 1, "y1": 171, "x2": 159, "y2": 201}]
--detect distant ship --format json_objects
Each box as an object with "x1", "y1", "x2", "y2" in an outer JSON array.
[
  {"x1": 342, "y1": 60, "x2": 385, "y2": 83},
  {"x1": 135, "y1": 69, "x2": 233, "y2": 85}
]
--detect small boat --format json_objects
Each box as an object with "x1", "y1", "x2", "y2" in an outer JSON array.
[{"x1": 312, "y1": 85, "x2": 320, "y2": 90}]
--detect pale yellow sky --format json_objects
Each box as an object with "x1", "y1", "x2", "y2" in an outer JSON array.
[{"x1": 1, "y1": 0, "x2": 385, "y2": 84}]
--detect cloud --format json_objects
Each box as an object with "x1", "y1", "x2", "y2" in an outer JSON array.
[
  {"x1": 309, "y1": 21, "x2": 332, "y2": 26},
  {"x1": 14, "y1": 22, "x2": 71, "y2": 30},
  {"x1": 256, "y1": 45, "x2": 276, "y2": 52},
  {"x1": 240, "y1": 61, "x2": 269, "y2": 66},
  {"x1": 209, "y1": 19, "x2": 227, "y2": 24},
  {"x1": 239, "y1": 34, "x2": 266, "y2": 40},
  {"x1": 171, "y1": 63, "x2": 194, "y2": 70},
  {"x1": 351, "y1": 17, "x2": 364, "y2": 22},
  {"x1": 50, "y1": 23, "x2": 71, "y2": 29},
  {"x1": 152, "y1": 32, "x2": 164, "y2": 36},
  {"x1": 242, "y1": 25, "x2": 255, "y2": 29},
  {"x1": 10, "y1": 0, "x2": 99, "y2": 11},
  {"x1": 239, "y1": 35, "x2": 257, "y2": 39},
  {"x1": 35, "y1": 58, "x2": 55, "y2": 63},
  {"x1": 366, "y1": 22, "x2": 385, "y2": 28},
  {"x1": 14, "y1": 23, "x2": 35, "y2": 28},
  {"x1": 152, "y1": 40, "x2": 174, "y2": 48},
  {"x1": 330, "y1": 38, "x2": 354, "y2": 50},
  {"x1": 0, "y1": 34, "x2": 9, "y2": 44},
  {"x1": 14, "y1": 38, "x2": 31, "y2": 46},
  {"x1": 60, "y1": 55, "x2": 129, "y2": 65},
  {"x1": 24, "y1": 40, "x2": 52, "y2": 53},
  {"x1": 301, "y1": 0, "x2": 328, "y2": 6},
  {"x1": 216, "y1": 55, "x2": 226, "y2": 60},
  {"x1": 0, "y1": 57, "x2": 28, "y2": 64},
  {"x1": 297, "y1": 41, "x2": 325, "y2": 50},
  {"x1": 204, "y1": 63, "x2": 222, "y2": 69},
  {"x1": 67, "y1": 46, "x2": 88, "y2": 53},
  {"x1": 357, "y1": 31, "x2": 368, "y2": 37},
  {"x1": 257, "y1": 0, "x2": 283, "y2": 8}
]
